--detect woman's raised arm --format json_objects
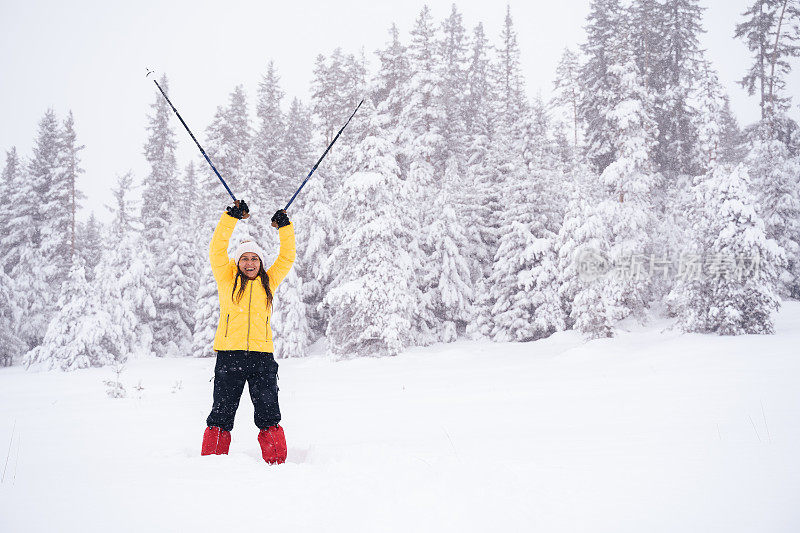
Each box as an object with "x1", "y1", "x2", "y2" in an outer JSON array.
[
  {"x1": 267, "y1": 209, "x2": 296, "y2": 290},
  {"x1": 209, "y1": 200, "x2": 249, "y2": 282}
]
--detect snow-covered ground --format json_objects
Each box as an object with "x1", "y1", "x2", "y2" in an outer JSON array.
[{"x1": 2, "y1": 304, "x2": 799, "y2": 533}]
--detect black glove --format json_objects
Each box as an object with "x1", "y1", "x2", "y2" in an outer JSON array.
[
  {"x1": 226, "y1": 199, "x2": 250, "y2": 220},
  {"x1": 271, "y1": 209, "x2": 290, "y2": 228}
]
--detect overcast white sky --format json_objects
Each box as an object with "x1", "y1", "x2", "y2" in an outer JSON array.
[{"x1": 1, "y1": 0, "x2": 798, "y2": 222}]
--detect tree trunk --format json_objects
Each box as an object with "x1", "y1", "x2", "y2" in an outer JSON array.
[{"x1": 767, "y1": 0, "x2": 789, "y2": 117}]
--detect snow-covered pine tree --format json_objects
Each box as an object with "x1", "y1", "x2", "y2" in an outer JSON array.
[
  {"x1": 175, "y1": 162, "x2": 201, "y2": 331},
  {"x1": 110, "y1": 171, "x2": 138, "y2": 232},
  {"x1": 343, "y1": 49, "x2": 369, "y2": 129},
  {"x1": 283, "y1": 98, "x2": 314, "y2": 185},
  {"x1": 208, "y1": 83, "x2": 254, "y2": 189},
  {"x1": 179, "y1": 161, "x2": 200, "y2": 234},
  {"x1": 192, "y1": 257, "x2": 219, "y2": 358},
  {"x1": 98, "y1": 249, "x2": 150, "y2": 366},
  {"x1": 142, "y1": 75, "x2": 190, "y2": 357},
  {"x1": 565, "y1": 187, "x2": 618, "y2": 338},
  {"x1": 736, "y1": 0, "x2": 776, "y2": 119},
  {"x1": 717, "y1": 97, "x2": 748, "y2": 165},
  {"x1": 438, "y1": 4, "x2": 469, "y2": 163},
  {"x1": 0, "y1": 271, "x2": 26, "y2": 366},
  {"x1": 521, "y1": 96, "x2": 567, "y2": 233},
  {"x1": 391, "y1": 7, "x2": 451, "y2": 342},
  {"x1": 312, "y1": 48, "x2": 367, "y2": 147},
  {"x1": 101, "y1": 172, "x2": 156, "y2": 361},
  {"x1": 322, "y1": 99, "x2": 417, "y2": 357},
  {"x1": 295, "y1": 176, "x2": 338, "y2": 339},
  {"x1": 206, "y1": 84, "x2": 252, "y2": 186},
  {"x1": 693, "y1": 61, "x2": 727, "y2": 173},
  {"x1": 494, "y1": 5, "x2": 527, "y2": 133},
  {"x1": 278, "y1": 98, "x2": 317, "y2": 341},
  {"x1": 491, "y1": 226, "x2": 564, "y2": 342},
  {"x1": 569, "y1": 49, "x2": 659, "y2": 338},
  {"x1": 326, "y1": 53, "x2": 371, "y2": 181},
  {"x1": 0, "y1": 149, "x2": 25, "y2": 364},
  {"x1": 0, "y1": 147, "x2": 22, "y2": 274},
  {"x1": 464, "y1": 22, "x2": 495, "y2": 168},
  {"x1": 555, "y1": 164, "x2": 603, "y2": 330},
  {"x1": 25, "y1": 257, "x2": 128, "y2": 371},
  {"x1": 468, "y1": 122, "x2": 516, "y2": 339},
  {"x1": 247, "y1": 62, "x2": 293, "y2": 210},
  {"x1": 486, "y1": 101, "x2": 566, "y2": 342},
  {"x1": 311, "y1": 53, "x2": 341, "y2": 146},
  {"x1": 39, "y1": 110, "x2": 83, "y2": 280},
  {"x1": 271, "y1": 268, "x2": 312, "y2": 358},
  {"x1": 371, "y1": 23, "x2": 413, "y2": 231},
  {"x1": 56, "y1": 111, "x2": 86, "y2": 260},
  {"x1": 156, "y1": 161, "x2": 203, "y2": 351},
  {"x1": 309, "y1": 48, "x2": 368, "y2": 202},
  {"x1": 746, "y1": 124, "x2": 800, "y2": 297},
  {"x1": 27, "y1": 112, "x2": 60, "y2": 203},
  {"x1": 580, "y1": 0, "x2": 627, "y2": 172},
  {"x1": 142, "y1": 75, "x2": 178, "y2": 254},
  {"x1": 401, "y1": 4, "x2": 446, "y2": 194},
  {"x1": 667, "y1": 164, "x2": 782, "y2": 334},
  {"x1": 551, "y1": 120, "x2": 578, "y2": 168},
  {"x1": 76, "y1": 212, "x2": 103, "y2": 281},
  {"x1": 461, "y1": 22, "x2": 498, "y2": 292},
  {"x1": 735, "y1": 0, "x2": 800, "y2": 119},
  {"x1": 551, "y1": 47, "x2": 582, "y2": 150},
  {"x1": 205, "y1": 84, "x2": 256, "y2": 234},
  {"x1": 598, "y1": 53, "x2": 659, "y2": 323},
  {"x1": 315, "y1": 54, "x2": 366, "y2": 195},
  {"x1": 628, "y1": 0, "x2": 667, "y2": 94},
  {"x1": 471, "y1": 123, "x2": 517, "y2": 338},
  {"x1": 654, "y1": 0, "x2": 705, "y2": 175},
  {"x1": 12, "y1": 110, "x2": 61, "y2": 347},
  {"x1": 373, "y1": 23, "x2": 410, "y2": 133},
  {"x1": 423, "y1": 156, "x2": 474, "y2": 342}
]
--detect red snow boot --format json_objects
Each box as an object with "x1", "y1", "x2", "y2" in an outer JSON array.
[
  {"x1": 257, "y1": 425, "x2": 287, "y2": 464},
  {"x1": 201, "y1": 426, "x2": 231, "y2": 456}
]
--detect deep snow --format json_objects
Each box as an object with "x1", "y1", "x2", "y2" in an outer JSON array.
[{"x1": 1, "y1": 304, "x2": 799, "y2": 533}]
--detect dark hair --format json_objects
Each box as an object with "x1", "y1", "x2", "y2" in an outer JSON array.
[{"x1": 232, "y1": 262, "x2": 273, "y2": 309}]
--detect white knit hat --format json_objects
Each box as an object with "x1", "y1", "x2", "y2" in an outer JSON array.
[{"x1": 233, "y1": 241, "x2": 266, "y2": 264}]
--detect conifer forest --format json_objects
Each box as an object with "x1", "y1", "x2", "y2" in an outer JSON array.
[{"x1": 2, "y1": 1, "x2": 800, "y2": 370}]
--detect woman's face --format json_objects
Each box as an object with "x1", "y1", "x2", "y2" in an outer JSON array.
[{"x1": 239, "y1": 252, "x2": 261, "y2": 280}]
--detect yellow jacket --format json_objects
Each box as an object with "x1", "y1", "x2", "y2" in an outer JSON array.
[{"x1": 210, "y1": 213, "x2": 296, "y2": 353}]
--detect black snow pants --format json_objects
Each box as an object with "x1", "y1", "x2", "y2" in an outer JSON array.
[{"x1": 206, "y1": 350, "x2": 280, "y2": 432}]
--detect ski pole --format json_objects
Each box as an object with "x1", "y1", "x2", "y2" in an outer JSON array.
[
  {"x1": 146, "y1": 69, "x2": 237, "y2": 202},
  {"x1": 284, "y1": 99, "x2": 364, "y2": 210}
]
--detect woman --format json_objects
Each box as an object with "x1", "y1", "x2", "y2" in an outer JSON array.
[{"x1": 200, "y1": 199, "x2": 295, "y2": 465}]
